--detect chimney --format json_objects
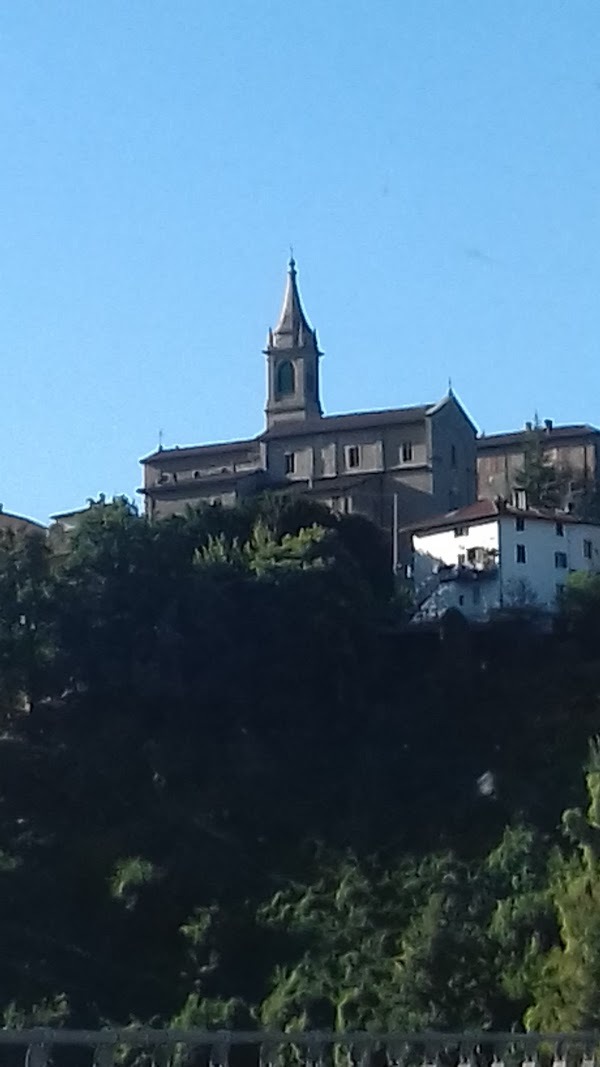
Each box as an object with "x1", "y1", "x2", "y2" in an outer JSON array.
[
  {"x1": 544, "y1": 418, "x2": 553, "y2": 432},
  {"x1": 525, "y1": 421, "x2": 533, "y2": 431}
]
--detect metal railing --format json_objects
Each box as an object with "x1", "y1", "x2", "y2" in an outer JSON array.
[{"x1": 1, "y1": 1031, "x2": 600, "y2": 1067}]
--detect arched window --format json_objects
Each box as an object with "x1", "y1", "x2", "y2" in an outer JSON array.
[{"x1": 276, "y1": 360, "x2": 295, "y2": 397}]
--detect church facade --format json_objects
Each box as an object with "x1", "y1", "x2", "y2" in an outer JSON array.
[{"x1": 140, "y1": 259, "x2": 478, "y2": 538}]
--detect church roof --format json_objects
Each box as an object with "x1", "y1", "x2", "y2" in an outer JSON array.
[
  {"x1": 141, "y1": 396, "x2": 466, "y2": 463},
  {"x1": 261, "y1": 404, "x2": 433, "y2": 440},
  {"x1": 141, "y1": 437, "x2": 259, "y2": 465}
]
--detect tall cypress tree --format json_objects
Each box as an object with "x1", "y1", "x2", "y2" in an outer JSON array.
[{"x1": 514, "y1": 423, "x2": 566, "y2": 508}]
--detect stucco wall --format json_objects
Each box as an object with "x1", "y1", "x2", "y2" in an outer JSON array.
[
  {"x1": 380, "y1": 422, "x2": 428, "y2": 470},
  {"x1": 477, "y1": 439, "x2": 599, "y2": 501},
  {"x1": 264, "y1": 418, "x2": 430, "y2": 484},
  {"x1": 150, "y1": 489, "x2": 239, "y2": 519},
  {"x1": 413, "y1": 520, "x2": 499, "y2": 578},
  {"x1": 143, "y1": 444, "x2": 262, "y2": 491},
  {"x1": 430, "y1": 400, "x2": 477, "y2": 512},
  {"x1": 498, "y1": 514, "x2": 600, "y2": 609}
]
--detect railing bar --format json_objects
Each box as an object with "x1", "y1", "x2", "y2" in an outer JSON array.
[{"x1": 0, "y1": 1031, "x2": 599, "y2": 1046}]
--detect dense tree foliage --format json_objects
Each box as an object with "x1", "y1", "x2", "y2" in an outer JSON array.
[
  {"x1": 514, "y1": 425, "x2": 568, "y2": 509},
  {"x1": 1, "y1": 497, "x2": 600, "y2": 1030}
]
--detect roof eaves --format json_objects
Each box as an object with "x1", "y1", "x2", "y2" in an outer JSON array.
[
  {"x1": 424, "y1": 392, "x2": 480, "y2": 435},
  {"x1": 477, "y1": 424, "x2": 600, "y2": 450},
  {"x1": 0, "y1": 511, "x2": 47, "y2": 529},
  {"x1": 402, "y1": 500, "x2": 499, "y2": 535},
  {"x1": 260, "y1": 405, "x2": 432, "y2": 440},
  {"x1": 141, "y1": 436, "x2": 260, "y2": 464}
]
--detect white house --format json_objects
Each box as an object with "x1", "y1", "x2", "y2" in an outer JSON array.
[{"x1": 407, "y1": 499, "x2": 600, "y2": 622}]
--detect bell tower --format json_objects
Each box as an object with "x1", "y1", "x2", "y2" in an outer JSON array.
[{"x1": 264, "y1": 257, "x2": 323, "y2": 427}]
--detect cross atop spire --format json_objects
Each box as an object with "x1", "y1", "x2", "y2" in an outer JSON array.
[{"x1": 272, "y1": 255, "x2": 316, "y2": 349}]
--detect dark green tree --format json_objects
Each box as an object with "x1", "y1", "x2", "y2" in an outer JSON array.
[{"x1": 514, "y1": 423, "x2": 568, "y2": 509}]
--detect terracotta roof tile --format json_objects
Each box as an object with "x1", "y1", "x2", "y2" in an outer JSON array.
[{"x1": 404, "y1": 498, "x2": 599, "y2": 535}]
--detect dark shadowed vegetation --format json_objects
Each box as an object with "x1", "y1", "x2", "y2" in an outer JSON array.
[{"x1": 0, "y1": 496, "x2": 600, "y2": 1031}]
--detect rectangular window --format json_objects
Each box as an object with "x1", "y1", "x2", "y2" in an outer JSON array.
[
  {"x1": 584, "y1": 539, "x2": 593, "y2": 560},
  {"x1": 284, "y1": 452, "x2": 295, "y2": 475},
  {"x1": 457, "y1": 553, "x2": 466, "y2": 565},
  {"x1": 335, "y1": 496, "x2": 352, "y2": 515},
  {"x1": 513, "y1": 489, "x2": 527, "y2": 510},
  {"x1": 347, "y1": 445, "x2": 360, "y2": 469},
  {"x1": 555, "y1": 551, "x2": 568, "y2": 569},
  {"x1": 321, "y1": 446, "x2": 335, "y2": 476},
  {"x1": 450, "y1": 444, "x2": 457, "y2": 468},
  {"x1": 556, "y1": 582, "x2": 565, "y2": 598},
  {"x1": 516, "y1": 544, "x2": 526, "y2": 564},
  {"x1": 515, "y1": 517, "x2": 525, "y2": 532},
  {"x1": 401, "y1": 441, "x2": 413, "y2": 463},
  {"x1": 467, "y1": 547, "x2": 477, "y2": 563},
  {"x1": 556, "y1": 521, "x2": 564, "y2": 537},
  {"x1": 453, "y1": 526, "x2": 468, "y2": 537}
]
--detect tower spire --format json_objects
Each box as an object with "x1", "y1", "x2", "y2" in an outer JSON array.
[{"x1": 272, "y1": 254, "x2": 314, "y2": 347}]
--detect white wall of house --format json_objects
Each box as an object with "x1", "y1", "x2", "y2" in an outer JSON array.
[
  {"x1": 413, "y1": 513, "x2": 600, "y2": 621},
  {"x1": 413, "y1": 520, "x2": 500, "y2": 621},
  {"x1": 413, "y1": 520, "x2": 499, "y2": 580},
  {"x1": 499, "y1": 514, "x2": 600, "y2": 609}
]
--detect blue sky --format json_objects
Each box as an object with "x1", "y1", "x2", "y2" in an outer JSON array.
[{"x1": 2, "y1": 1, "x2": 600, "y2": 522}]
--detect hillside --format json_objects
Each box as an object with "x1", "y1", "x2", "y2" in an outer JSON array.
[{"x1": 0, "y1": 496, "x2": 599, "y2": 1031}]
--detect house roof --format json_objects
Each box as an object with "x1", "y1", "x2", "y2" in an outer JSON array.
[
  {"x1": 404, "y1": 498, "x2": 599, "y2": 536},
  {"x1": 0, "y1": 510, "x2": 46, "y2": 532},
  {"x1": 477, "y1": 424, "x2": 599, "y2": 451}
]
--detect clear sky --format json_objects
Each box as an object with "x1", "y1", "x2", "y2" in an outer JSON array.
[{"x1": 2, "y1": 1, "x2": 600, "y2": 523}]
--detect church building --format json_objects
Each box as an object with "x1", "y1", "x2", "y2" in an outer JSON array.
[{"x1": 140, "y1": 259, "x2": 478, "y2": 539}]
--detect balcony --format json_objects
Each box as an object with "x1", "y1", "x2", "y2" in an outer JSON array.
[{"x1": 437, "y1": 560, "x2": 498, "y2": 583}]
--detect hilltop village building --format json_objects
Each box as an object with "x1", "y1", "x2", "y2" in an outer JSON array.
[
  {"x1": 477, "y1": 421, "x2": 600, "y2": 506},
  {"x1": 0, "y1": 508, "x2": 45, "y2": 537},
  {"x1": 140, "y1": 259, "x2": 478, "y2": 542},
  {"x1": 408, "y1": 499, "x2": 600, "y2": 622}
]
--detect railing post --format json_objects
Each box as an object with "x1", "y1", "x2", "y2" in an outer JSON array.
[
  {"x1": 94, "y1": 1038, "x2": 117, "y2": 1067},
  {"x1": 25, "y1": 1031, "x2": 51, "y2": 1067},
  {"x1": 259, "y1": 1038, "x2": 277, "y2": 1067},
  {"x1": 210, "y1": 1036, "x2": 231, "y2": 1067},
  {"x1": 153, "y1": 1042, "x2": 174, "y2": 1067}
]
